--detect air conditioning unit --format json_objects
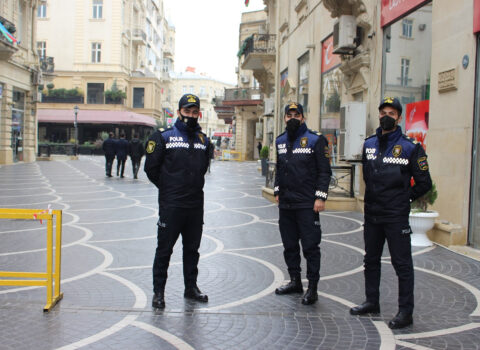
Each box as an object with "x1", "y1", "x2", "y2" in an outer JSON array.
[
  {"x1": 338, "y1": 102, "x2": 366, "y2": 160},
  {"x1": 333, "y1": 15, "x2": 357, "y2": 54},
  {"x1": 241, "y1": 75, "x2": 250, "y2": 84},
  {"x1": 32, "y1": 92, "x2": 42, "y2": 102},
  {"x1": 31, "y1": 71, "x2": 43, "y2": 86}
]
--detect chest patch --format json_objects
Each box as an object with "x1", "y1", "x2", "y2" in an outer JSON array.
[
  {"x1": 392, "y1": 145, "x2": 402, "y2": 157},
  {"x1": 300, "y1": 137, "x2": 308, "y2": 148}
]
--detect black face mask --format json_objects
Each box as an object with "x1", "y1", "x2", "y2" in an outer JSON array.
[
  {"x1": 286, "y1": 118, "x2": 301, "y2": 138},
  {"x1": 380, "y1": 116, "x2": 396, "y2": 131},
  {"x1": 181, "y1": 114, "x2": 199, "y2": 130}
]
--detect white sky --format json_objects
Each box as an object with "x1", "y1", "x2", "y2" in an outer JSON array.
[{"x1": 164, "y1": 0, "x2": 266, "y2": 85}]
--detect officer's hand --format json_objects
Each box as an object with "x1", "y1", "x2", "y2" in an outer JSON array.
[
  {"x1": 314, "y1": 199, "x2": 325, "y2": 213},
  {"x1": 275, "y1": 195, "x2": 279, "y2": 203}
]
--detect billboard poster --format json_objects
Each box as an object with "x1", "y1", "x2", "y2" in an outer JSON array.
[
  {"x1": 405, "y1": 100, "x2": 429, "y2": 149},
  {"x1": 321, "y1": 35, "x2": 341, "y2": 73},
  {"x1": 381, "y1": 0, "x2": 429, "y2": 27},
  {"x1": 475, "y1": 0, "x2": 480, "y2": 33}
]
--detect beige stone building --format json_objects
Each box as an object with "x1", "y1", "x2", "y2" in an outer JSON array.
[
  {"x1": 255, "y1": 0, "x2": 480, "y2": 248},
  {"x1": 172, "y1": 69, "x2": 233, "y2": 138},
  {"x1": 0, "y1": 0, "x2": 41, "y2": 164},
  {"x1": 36, "y1": 0, "x2": 175, "y2": 145}
]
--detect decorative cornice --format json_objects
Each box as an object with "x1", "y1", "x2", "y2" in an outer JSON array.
[{"x1": 323, "y1": 0, "x2": 367, "y2": 19}]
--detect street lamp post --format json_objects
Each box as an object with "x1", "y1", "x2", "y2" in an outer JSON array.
[{"x1": 73, "y1": 105, "x2": 79, "y2": 156}]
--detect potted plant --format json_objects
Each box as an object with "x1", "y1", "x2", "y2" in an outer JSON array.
[
  {"x1": 409, "y1": 182, "x2": 438, "y2": 247},
  {"x1": 260, "y1": 145, "x2": 269, "y2": 176}
]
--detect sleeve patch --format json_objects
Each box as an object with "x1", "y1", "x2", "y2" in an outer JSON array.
[
  {"x1": 324, "y1": 146, "x2": 330, "y2": 158},
  {"x1": 146, "y1": 140, "x2": 156, "y2": 154},
  {"x1": 417, "y1": 156, "x2": 428, "y2": 171}
]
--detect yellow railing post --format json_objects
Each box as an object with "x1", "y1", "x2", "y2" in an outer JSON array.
[{"x1": 0, "y1": 208, "x2": 63, "y2": 312}]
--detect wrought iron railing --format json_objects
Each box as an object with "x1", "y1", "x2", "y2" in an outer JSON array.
[
  {"x1": 243, "y1": 34, "x2": 276, "y2": 59},
  {"x1": 224, "y1": 88, "x2": 262, "y2": 101}
]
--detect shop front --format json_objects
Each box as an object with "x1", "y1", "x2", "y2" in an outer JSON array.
[{"x1": 381, "y1": 0, "x2": 432, "y2": 148}]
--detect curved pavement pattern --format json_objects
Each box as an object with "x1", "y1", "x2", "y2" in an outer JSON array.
[{"x1": 0, "y1": 158, "x2": 480, "y2": 349}]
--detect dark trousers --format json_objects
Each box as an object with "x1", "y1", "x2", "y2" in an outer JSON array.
[
  {"x1": 153, "y1": 207, "x2": 204, "y2": 293},
  {"x1": 279, "y1": 208, "x2": 322, "y2": 282},
  {"x1": 105, "y1": 155, "x2": 115, "y2": 176},
  {"x1": 131, "y1": 157, "x2": 142, "y2": 178},
  {"x1": 116, "y1": 157, "x2": 126, "y2": 176},
  {"x1": 363, "y1": 220, "x2": 414, "y2": 313}
]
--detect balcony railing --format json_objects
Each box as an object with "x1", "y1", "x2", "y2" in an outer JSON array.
[
  {"x1": 41, "y1": 96, "x2": 84, "y2": 104},
  {"x1": 242, "y1": 34, "x2": 276, "y2": 59},
  {"x1": 40, "y1": 56, "x2": 54, "y2": 73},
  {"x1": 224, "y1": 88, "x2": 262, "y2": 102},
  {"x1": 132, "y1": 28, "x2": 147, "y2": 42}
]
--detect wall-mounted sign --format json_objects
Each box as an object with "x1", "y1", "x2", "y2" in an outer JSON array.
[
  {"x1": 321, "y1": 35, "x2": 341, "y2": 73},
  {"x1": 438, "y1": 68, "x2": 458, "y2": 93},
  {"x1": 381, "y1": 0, "x2": 429, "y2": 27}
]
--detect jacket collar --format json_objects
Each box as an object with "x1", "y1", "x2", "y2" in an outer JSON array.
[
  {"x1": 376, "y1": 125, "x2": 402, "y2": 143},
  {"x1": 174, "y1": 117, "x2": 202, "y2": 134}
]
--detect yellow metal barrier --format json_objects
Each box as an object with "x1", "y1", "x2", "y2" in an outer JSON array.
[
  {"x1": 0, "y1": 208, "x2": 63, "y2": 312},
  {"x1": 221, "y1": 150, "x2": 243, "y2": 161}
]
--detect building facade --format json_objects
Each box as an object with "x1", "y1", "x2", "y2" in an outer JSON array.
[
  {"x1": 36, "y1": 0, "x2": 175, "y2": 144},
  {"x1": 172, "y1": 69, "x2": 233, "y2": 138},
  {"x1": 0, "y1": 0, "x2": 41, "y2": 164}
]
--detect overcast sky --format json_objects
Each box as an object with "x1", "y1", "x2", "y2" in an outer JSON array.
[{"x1": 164, "y1": 0, "x2": 266, "y2": 85}]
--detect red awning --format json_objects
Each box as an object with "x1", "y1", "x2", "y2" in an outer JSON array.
[
  {"x1": 213, "y1": 132, "x2": 233, "y2": 137},
  {"x1": 37, "y1": 109, "x2": 156, "y2": 127}
]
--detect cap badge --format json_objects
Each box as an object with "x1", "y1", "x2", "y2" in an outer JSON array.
[
  {"x1": 187, "y1": 95, "x2": 197, "y2": 103},
  {"x1": 289, "y1": 103, "x2": 298, "y2": 109},
  {"x1": 384, "y1": 97, "x2": 394, "y2": 104}
]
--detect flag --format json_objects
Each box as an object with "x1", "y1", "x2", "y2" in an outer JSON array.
[
  {"x1": 245, "y1": 0, "x2": 249, "y2": 6},
  {"x1": 165, "y1": 108, "x2": 173, "y2": 117},
  {"x1": 0, "y1": 22, "x2": 17, "y2": 44}
]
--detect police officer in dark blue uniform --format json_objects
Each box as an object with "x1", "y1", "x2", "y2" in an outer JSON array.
[
  {"x1": 102, "y1": 132, "x2": 116, "y2": 177},
  {"x1": 350, "y1": 97, "x2": 432, "y2": 329},
  {"x1": 274, "y1": 102, "x2": 332, "y2": 305},
  {"x1": 144, "y1": 94, "x2": 211, "y2": 309}
]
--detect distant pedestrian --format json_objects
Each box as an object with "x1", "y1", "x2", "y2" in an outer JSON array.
[
  {"x1": 274, "y1": 102, "x2": 332, "y2": 305},
  {"x1": 257, "y1": 141, "x2": 262, "y2": 156},
  {"x1": 102, "y1": 132, "x2": 116, "y2": 177},
  {"x1": 116, "y1": 133, "x2": 129, "y2": 178},
  {"x1": 145, "y1": 93, "x2": 212, "y2": 309},
  {"x1": 350, "y1": 97, "x2": 432, "y2": 329},
  {"x1": 128, "y1": 134, "x2": 144, "y2": 179}
]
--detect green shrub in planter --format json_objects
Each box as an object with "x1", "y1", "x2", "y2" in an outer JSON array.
[
  {"x1": 260, "y1": 146, "x2": 269, "y2": 159},
  {"x1": 411, "y1": 182, "x2": 437, "y2": 213}
]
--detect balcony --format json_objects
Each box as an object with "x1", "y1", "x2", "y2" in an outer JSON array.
[
  {"x1": 223, "y1": 88, "x2": 263, "y2": 107},
  {"x1": 132, "y1": 28, "x2": 147, "y2": 45},
  {"x1": 213, "y1": 97, "x2": 234, "y2": 124},
  {"x1": 240, "y1": 34, "x2": 276, "y2": 71},
  {"x1": 0, "y1": 16, "x2": 17, "y2": 60},
  {"x1": 40, "y1": 56, "x2": 55, "y2": 73}
]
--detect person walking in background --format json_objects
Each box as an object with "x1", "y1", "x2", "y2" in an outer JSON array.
[
  {"x1": 273, "y1": 102, "x2": 332, "y2": 305},
  {"x1": 257, "y1": 141, "x2": 262, "y2": 157},
  {"x1": 144, "y1": 94, "x2": 212, "y2": 309},
  {"x1": 128, "y1": 133, "x2": 144, "y2": 179},
  {"x1": 349, "y1": 97, "x2": 432, "y2": 329},
  {"x1": 116, "y1": 133, "x2": 129, "y2": 178},
  {"x1": 102, "y1": 132, "x2": 116, "y2": 177}
]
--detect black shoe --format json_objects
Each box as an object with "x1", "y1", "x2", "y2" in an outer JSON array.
[
  {"x1": 152, "y1": 292, "x2": 165, "y2": 309},
  {"x1": 301, "y1": 282, "x2": 318, "y2": 305},
  {"x1": 184, "y1": 286, "x2": 208, "y2": 302},
  {"x1": 388, "y1": 311, "x2": 413, "y2": 329},
  {"x1": 106, "y1": 174, "x2": 112, "y2": 177},
  {"x1": 120, "y1": 175, "x2": 124, "y2": 178},
  {"x1": 275, "y1": 276, "x2": 303, "y2": 295},
  {"x1": 350, "y1": 301, "x2": 380, "y2": 315},
  {"x1": 134, "y1": 175, "x2": 138, "y2": 179}
]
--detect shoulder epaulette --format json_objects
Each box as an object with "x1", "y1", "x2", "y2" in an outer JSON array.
[
  {"x1": 308, "y1": 129, "x2": 322, "y2": 136},
  {"x1": 402, "y1": 134, "x2": 418, "y2": 144},
  {"x1": 160, "y1": 127, "x2": 173, "y2": 134}
]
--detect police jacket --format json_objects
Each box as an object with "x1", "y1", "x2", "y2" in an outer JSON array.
[
  {"x1": 144, "y1": 118, "x2": 211, "y2": 209},
  {"x1": 116, "y1": 138, "x2": 129, "y2": 160},
  {"x1": 129, "y1": 138, "x2": 145, "y2": 159},
  {"x1": 363, "y1": 126, "x2": 432, "y2": 223},
  {"x1": 102, "y1": 137, "x2": 116, "y2": 157},
  {"x1": 274, "y1": 123, "x2": 332, "y2": 209}
]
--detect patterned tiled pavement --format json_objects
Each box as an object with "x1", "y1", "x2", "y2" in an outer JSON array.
[{"x1": 1, "y1": 157, "x2": 480, "y2": 350}]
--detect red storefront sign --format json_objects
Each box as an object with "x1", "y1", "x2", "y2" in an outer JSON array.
[
  {"x1": 321, "y1": 35, "x2": 341, "y2": 73},
  {"x1": 405, "y1": 100, "x2": 429, "y2": 150},
  {"x1": 381, "y1": 0, "x2": 429, "y2": 27},
  {"x1": 475, "y1": 0, "x2": 480, "y2": 33}
]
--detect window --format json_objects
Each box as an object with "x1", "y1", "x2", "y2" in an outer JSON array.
[
  {"x1": 87, "y1": 83, "x2": 104, "y2": 104},
  {"x1": 37, "y1": 41, "x2": 46, "y2": 58},
  {"x1": 133, "y1": 88, "x2": 145, "y2": 108},
  {"x1": 200, "y1": 86, "x2": 206, "y2": 97},
  {"x1": 91, "y1": 42, "x2": 101, "y2": 63},
  {"x1": 93, "y1": 0, "x2": 103, "y2": 19},
  {"x1": 402, "y1": 19, "x2": 413, "y2": 38},
  {"x1": 401, "y1": 58, "x2": 410, "y2": 86},
  {"x1": 189, "y1": 85, "x2": 194, "y2": 93},
  {"x1": 182, "y1": 86, "x2": 187, "y2": 94},
  {"x1": 298, "y1": 52, "x2": 309, "y2": 113},
  {"x1": 37, "y1": 2, "x2": 47, "y2": 18}
]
